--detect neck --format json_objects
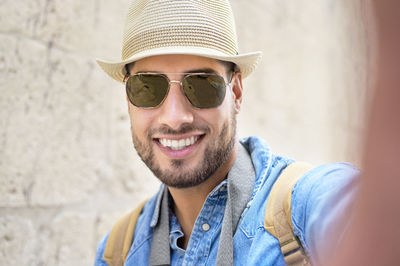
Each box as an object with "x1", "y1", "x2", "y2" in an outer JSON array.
[{"x1": 167, "y1": 143, "x2": 238, "y2": 249}]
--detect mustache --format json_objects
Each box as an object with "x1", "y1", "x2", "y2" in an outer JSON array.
[{"x1": 149, "y1": 124, "x2": 211, "y2": 136}]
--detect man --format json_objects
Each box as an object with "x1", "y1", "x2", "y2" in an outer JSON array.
[{"x1": 94, "y1": 0, "x2": 358, "y2": 265}]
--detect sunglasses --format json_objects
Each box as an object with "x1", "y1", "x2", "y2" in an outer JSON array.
[{"x1": 124, "y1": 72, "x2": 232, "y2": 109}]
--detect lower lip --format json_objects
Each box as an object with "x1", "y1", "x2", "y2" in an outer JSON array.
[{"x1": 154, "y1": 136, "x2": 203, "y2": 159}]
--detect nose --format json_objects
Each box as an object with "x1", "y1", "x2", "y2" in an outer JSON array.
[{"x1": 157, "y1": 83, "x2": 194, "y2": 130}]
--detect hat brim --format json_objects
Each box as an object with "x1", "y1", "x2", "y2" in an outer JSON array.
[{"x1": 96, "y1": 47, "x2": 262, "y2": 83}]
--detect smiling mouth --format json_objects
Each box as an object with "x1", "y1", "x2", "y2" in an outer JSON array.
[{"x1": 157, "y1": 135, "x2": 202, "y2": 150}]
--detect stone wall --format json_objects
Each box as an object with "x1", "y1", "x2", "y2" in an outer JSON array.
[{"x1": 0, "y1": 0, "x2": 368, "y2": 265}]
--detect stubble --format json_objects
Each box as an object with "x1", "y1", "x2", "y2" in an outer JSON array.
[{"x1": 131, "y1": 111, "x2": 236, "y2": 188}]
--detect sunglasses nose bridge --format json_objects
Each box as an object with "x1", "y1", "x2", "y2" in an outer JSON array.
[
  {"x1": 168, "y1": 80, "x2": 185, "y2": 98},
  {"x1": 169, "y1": 80, "x2": 182, "y2": 87}
]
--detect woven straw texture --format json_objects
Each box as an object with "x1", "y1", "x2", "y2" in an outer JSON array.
[{"x1": 97, "y1": 0, "x2": 262, "y2": 82}]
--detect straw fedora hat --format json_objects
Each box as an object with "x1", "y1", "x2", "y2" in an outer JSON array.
[{"x1": 96, "y1": 0, "x2": 262, "y2": 83}]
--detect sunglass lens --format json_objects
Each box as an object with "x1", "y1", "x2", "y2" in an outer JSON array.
[
  {"x1": 126, "y1": 74, "x2": 169, "y2": 108},
  {"x1": 183, "y1": 74, "x2": 226, "y2": 108}
]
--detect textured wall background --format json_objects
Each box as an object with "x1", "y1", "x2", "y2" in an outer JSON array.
[{"x1": 0, "y1": 0, "x2": 368, "y2": 265}]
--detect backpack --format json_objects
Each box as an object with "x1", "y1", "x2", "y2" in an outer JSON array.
[{"x1": 103, "y1": 162, "x2": 312, "y2": 266}]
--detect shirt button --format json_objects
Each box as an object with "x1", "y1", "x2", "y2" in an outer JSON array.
[
  {"x1": 201, "y1": 223, "x2": 210, "y2": 232},
  {"x1": 219, "y1": 186, "x2": 226, "y2": 192}
]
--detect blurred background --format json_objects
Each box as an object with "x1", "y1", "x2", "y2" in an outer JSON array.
[{"x1": 0, "y1": 0, "x2": 369, "y2": 265}]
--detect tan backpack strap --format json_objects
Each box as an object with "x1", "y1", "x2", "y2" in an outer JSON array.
[
  {"x1": 104, "y1": 199, "x2": 148, "y2": 266},
  {"x1": 264, "y1": 162, "x2": 313, "y2": 266}
]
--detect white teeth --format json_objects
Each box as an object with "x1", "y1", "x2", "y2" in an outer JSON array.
[
  {"x1": 171, "y1": 140, "x2": 179, "y2": 150},
  {"x1": 179, "y1": 139, "x2": 185, "y2": 147},
  {"x1": 159, "y1": 136, "x2": 199, "y2": 150}
]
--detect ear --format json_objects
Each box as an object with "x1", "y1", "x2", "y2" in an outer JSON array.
[{"x1": 231, "y1": 72, "x2": 243, "y2": 114}]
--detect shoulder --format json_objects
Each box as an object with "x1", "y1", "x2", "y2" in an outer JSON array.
[
  {"x1": 292, "y1": 162, "x2": 359, "y2": 213},
  {"x1": 240, "y1": 136, "x2": 360, "y2": 263},
  {"x1": 291, "y1": 162, "x2": 359, "y2": 230},
  {"x1": 93, "y1": 186, "x2": 163, "y2": 266},
  {"x1": 291, "y1": 162, "x2": 360, "y2": 261}
]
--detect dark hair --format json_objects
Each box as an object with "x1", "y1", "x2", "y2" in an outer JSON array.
[
  {"x1": 219, "y1": 60, "x2": 237, "y2": 78},
  {"x1": 125, "y1": 62, "x2": 135, "y2": 76}
]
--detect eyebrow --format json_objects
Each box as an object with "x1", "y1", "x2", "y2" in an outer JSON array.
[
  {"x1": 184, "y1": 68, "x2": 219, "y2": 74},
  {"x1": 135, "y1": 68, "x2": 220, "y2": 75}
]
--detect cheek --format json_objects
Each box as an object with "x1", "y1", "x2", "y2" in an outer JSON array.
[
  {"x1": 198, "y1": 105, "x2": 231, "y2": 130},
  {"x1": 128, "y1": 108, "x2": 155, "y2": 135}
]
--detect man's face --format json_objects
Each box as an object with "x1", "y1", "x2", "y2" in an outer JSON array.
[{"x1": 127, "y1": 54, "x2": 243, "y2": 188}]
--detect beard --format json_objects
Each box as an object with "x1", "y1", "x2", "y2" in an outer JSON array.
[{"x1": 131, "y1": 111, "x2": 237, "y2": 188}]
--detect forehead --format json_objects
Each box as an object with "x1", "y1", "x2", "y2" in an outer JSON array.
[{"x1": 128, "y1": 54, "x2": 227, "y2": 73}]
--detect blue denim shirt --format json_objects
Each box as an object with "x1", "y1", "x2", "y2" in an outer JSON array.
[{"x1": 94, "y1": 136, "x2": 358, "y2": 265}]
